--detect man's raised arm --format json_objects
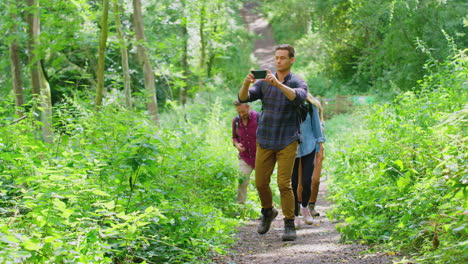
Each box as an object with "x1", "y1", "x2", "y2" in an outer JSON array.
[
  {"x1": 264, "y1": 69, "x2": 307, "y2": 103},
  {"x1": 239, "y1": 71, "x2": 255, "y2": 101}
]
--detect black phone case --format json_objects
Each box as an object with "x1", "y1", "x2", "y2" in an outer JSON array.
[{"x1": 251, "y1": 70, "x2": 267, "y2": 79}]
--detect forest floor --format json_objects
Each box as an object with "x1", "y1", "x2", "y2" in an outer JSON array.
[
  {"x1": 211, "y1": 3, "x2": 407, "y2": 264},
  {"x1": 212, "y1": 182, "x2": 403, "y2": 264}
]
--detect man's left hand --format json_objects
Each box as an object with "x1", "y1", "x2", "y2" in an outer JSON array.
[{"x1": 265, "y1": 69, "x2": 280, "y2": 87}]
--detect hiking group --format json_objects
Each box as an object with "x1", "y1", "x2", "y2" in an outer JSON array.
[{"x1": 232, "y1": 44, "x2": 326, "y2": 241}]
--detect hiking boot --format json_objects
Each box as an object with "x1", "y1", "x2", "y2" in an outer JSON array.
[
  {"x1": 294, "y1": 216, "x2": 301, "y2": 228},
  {"x1": 257, "y1": 208, "x2": 278, "y2": 234},
  {"x1": 308, "y1": 203, "x2": 320, "y2": 217},
  {"x1": 301, "y1": 206, "x2": 314, "y2": 225},
  {"x1": 282, "y1": 219, "x2": 296, "y2": 241}
]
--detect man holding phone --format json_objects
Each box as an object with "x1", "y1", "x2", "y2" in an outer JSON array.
[{"x1": 238, "y1": 44, "x2": 308, "y2": 241}]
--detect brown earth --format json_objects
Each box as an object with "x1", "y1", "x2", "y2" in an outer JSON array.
[{"x1": 211, "y1": 181, "x2": 402, "y2": 264}]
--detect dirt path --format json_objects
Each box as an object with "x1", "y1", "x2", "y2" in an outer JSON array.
[
  {"x1": 240, "y1": 2, "x2": 275, "y2": 71},
  {"x1": 211, "y1": 3, "x2": 403, "y2": 264},
  {"x1": 213, "y1": 182, "x2": 399, "y2": 264}
]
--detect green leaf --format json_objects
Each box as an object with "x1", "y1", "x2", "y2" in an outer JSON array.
[
  {"x1": 91, "y1": 189, "x2": 110, "y2": 197},
  {"x1": 394, "y1": 160, "x2": 404, "y2": 170},
  {"x1": 44, "y1": 236, "x2": 56, "y2": 243},
  {"x1": 396, "y1": 176, "x2": 411, "y2": 190},
  {"x1": 23, "y1": 240, "x2": 41, "y2": 251},
  {"x1": 104, "y1": 200, "x2": 115, "y2": 210},
  {"x1": 144, "y1": 206, "x2": 154, "y2": 214},
  {"x1": 452, "y1": 224, "x2": 466, "y2": 233},
  {"x1": 62, "y1": 209, "x2": 74, "y2": 218},
  {"x1": 3, "y1": 235, "x2": 20, "y2": 244},
  {"x1": 116, "y1": 212, "x2": 130, "y2": 221},
  {"x1": 53, "y1": 198, "x2": 67, "y2": 211}
]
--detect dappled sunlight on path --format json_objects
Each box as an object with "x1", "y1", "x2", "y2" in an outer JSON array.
[{"x1": 213, "y1": 182, "x2": 400, "y2": 264}]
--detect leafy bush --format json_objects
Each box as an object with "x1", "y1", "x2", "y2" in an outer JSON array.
[
  {"x1": 327, "y1": 51, "x2": 467, "y2": 263},
  {"x1": 0, "y1": 94, "x2": 243, "y2": 263},
  {"x1": 263, "y1": 0, "x2": 467, "y2": 96}
]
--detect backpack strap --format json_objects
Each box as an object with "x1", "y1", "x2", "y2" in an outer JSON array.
[
  {"x1": 235, "y1": 115, "x2": 240, "y2": 134},
  {"x1": 260, "y1": 81, "x2": 268, "y2": 113},
  {"x1": 297, "y1": 101, "x2": 313, "y2": 145}
]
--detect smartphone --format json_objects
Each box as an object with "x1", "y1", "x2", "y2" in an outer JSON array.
[{"x1": 251, "y1": 70, "x2": 267, "y2": 79}]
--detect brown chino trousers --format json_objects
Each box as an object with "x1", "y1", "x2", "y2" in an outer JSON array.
[{"x1": 255, "y1": 140, "x2": 298, "y2": 219}]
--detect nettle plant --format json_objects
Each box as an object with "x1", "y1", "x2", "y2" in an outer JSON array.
[
  {"x1": 327, "y1": 52, "x2": 467, "y2": 263},
  {"x1": 0, "y1": 97, "x2": 241, "y2": 263}
]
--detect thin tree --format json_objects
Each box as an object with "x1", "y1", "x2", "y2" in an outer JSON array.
[
  {"x1": 179, "y1": 0, "x2": 189, "y2": 105},
  {"x1": 95, "y1": 0, "x2": 110, "y2": 110},
  {"x1": 133, "y1": 0, "x2": 159, "y2": 123},
  {"x1": 206, "y1": 2, "x2": 222, "y2": 78},
  {"x1": 8, "y1": 0, "x2": 24, "y2": 116},
  {"x1": 198, "y1": 0, "x2": 206, "y2": 91},
  {"x1": 26, "y1": 0, "x2": 40, "y2": 101},
  {"x1": 26, "y1": 0, "x2": 52, "y2": 143},
  {"x1": 113, "y1": 0, "x2": 132, "y2": 109}
]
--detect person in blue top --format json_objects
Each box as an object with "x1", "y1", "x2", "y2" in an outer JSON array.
[{"x1": 291, "y1": 93, "x2": 326, "y2": 226}]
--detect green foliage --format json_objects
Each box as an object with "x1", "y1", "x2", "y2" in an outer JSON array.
[
  {"x1": 326, "y1": 51, "x2": 467, "y2": 263},
  {"x1": 0, "y1": 93, "x2": 245, "y2": 263},
  {"x1": 1, "y1": 0, "x2": 252, "y2": 108},
  {"x1": 263, "y1": 0, "x2": 467, "y2": 96},
  {"x1": 263, "y1": 0, "x2": 312, "y2": 45}
]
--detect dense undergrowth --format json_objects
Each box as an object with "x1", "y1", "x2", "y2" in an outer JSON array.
[
  {"x1": 1, "y1": 1, "x2": 466, "y2": 262},
  {"x1": 326, "y1": 51, "x2": 467, "y2": 263},
  {"x1": 0, "y1": 91, "x2": 249, "y2": 263}
]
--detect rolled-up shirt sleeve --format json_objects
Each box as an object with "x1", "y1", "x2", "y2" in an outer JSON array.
[
  {"x1": 238, "y1": 80, "x2": 264, "y2": 103},
  {"x1": 311, "y1": 105, "x2": 326, "y2": 143},
  {"x1": 291, "y1": 79, "x2": 308, "y2": 105}
]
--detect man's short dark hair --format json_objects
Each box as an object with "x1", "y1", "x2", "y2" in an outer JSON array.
[
  {"x1": 275, "y1": 44, "x2": 295, "y2": 58},
  {"x1": 234, "y1": 100, "x2": 248, "y2": 106}
]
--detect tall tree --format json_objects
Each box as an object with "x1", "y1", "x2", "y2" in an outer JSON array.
[
  {"x1": 133, "y1": 0, "x2": 159, "y2": 123},
  {"x1": 113, "y1": 0, "x2": 132, "y2": 109},
  {"x1": 179, "y1": 0, "x2": 189, "y2": 105},
  {"x1": 8, "y1": 0, "x2": 24, "y2": 116},
  {"x1": 206, "y1": 25, "x2": 217, "y2": 78},
  {"x1": 26, "y1": 0, "x2": 52, "y2": 143},
  {"x1": 198, "y1": 0, "x2": 206, "y2": 91},
  {"x1": 206, "y1": 2, "x2": 221, "y2": 78},
  {"x1": 95, "y1": 0, "x2": 110, "y2": 110},
  {"x1": 26, "y1": 0, "x2": 40, "y2": 100}
]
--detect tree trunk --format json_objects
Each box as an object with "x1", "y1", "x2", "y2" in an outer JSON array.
[
  {"x1": 114, "y1": 0, "x2": 132, "y2": 109},
  {"x1": 198, "y1": 0, "x2": 206, "y2": 91},
  {"x1": 133, "y1": 0, "x2": 159, "y2": 124},
  {"x1": 179, "y1": 0, "x2": 188, "y2": 105},
  {"x1": 206, "y1": 23, "x2": 218, "y2": 78},
  {"x1": 8, "y1": 1, "x2": 24, "y2": 116},
  {"x1": 39, "y1": 64, "x2": 53, "y2": 143},
  {"x1": 95, "y1": 0, "x2": 110, "y2": 111},
  {"x1": 26, "y1": 0, "x2": 53, "y2": 143},
  {"x1": 26, "y1": 0, "x2": 40, "y2": 99}
]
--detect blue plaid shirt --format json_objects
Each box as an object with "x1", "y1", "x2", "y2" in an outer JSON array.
[{"x1": 239, "y1": 72, "x2": 308, "y2": 150}]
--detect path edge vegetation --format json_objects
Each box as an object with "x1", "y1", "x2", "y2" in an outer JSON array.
[
  {"x1": 325, "y1": 49, "x2": 467, "y2": 263},
  {"x1": 261, "y1": 1, "x2": 467, "y2": 262},
  {"x1": 0, "y1": 0, "x2": 466, "y2": 263}
]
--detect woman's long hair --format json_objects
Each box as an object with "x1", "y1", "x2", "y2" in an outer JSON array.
[{"x1": 306, "y1": 93, "x2": 324, "y2": 122}]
